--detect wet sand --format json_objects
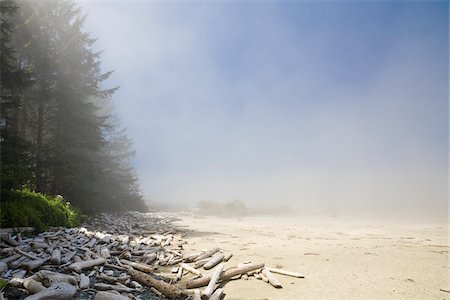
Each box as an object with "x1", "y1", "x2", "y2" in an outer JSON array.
[{"x1": 174, "y1": 215, "x2": 448, "y2": 300}]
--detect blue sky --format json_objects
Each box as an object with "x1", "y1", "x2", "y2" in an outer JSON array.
[{"x1": 78, "y1": 1, "x2": 448, "y2": 213}]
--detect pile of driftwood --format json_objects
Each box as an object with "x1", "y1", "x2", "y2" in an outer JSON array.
[{"x1": 0, "y1": 212, "x2": 304, "y2": 299}]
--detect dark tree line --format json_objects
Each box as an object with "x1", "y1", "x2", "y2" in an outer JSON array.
[{"x1": 1, "y1": 0, "x2": 147, "y2": 214}]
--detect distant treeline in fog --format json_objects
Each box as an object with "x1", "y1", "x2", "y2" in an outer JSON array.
[{"x1": 1, "y1": 0, "x2": 147, "y2": 214}]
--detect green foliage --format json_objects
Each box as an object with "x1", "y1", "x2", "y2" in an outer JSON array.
[
  {"x1": 0, "y1": 0, "x2": 147, "y2": 214},
  {"x1": 0, "y1": 189, "x2": 81, "y2": 231}
]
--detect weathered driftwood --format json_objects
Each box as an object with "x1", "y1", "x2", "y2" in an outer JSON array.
[
  {"x1": 93, "y1": 291, "x2": 131, "y2": 300},
  {"x1": 127, "y1": 267, "x2": 188, "y2": 299},
  {"x1": 68, "y1": 258, "x2": 106, "y2": 272},
  {"x1": 15, "y1": 248, "x2": 40, "y2": 260},
  {"x1": 36, "y1": 270, "x2": 78, "y2": 287},
  {"x1": 209, "y1": 287, "x2": 224, "y2": 300},
  {"x1": 100, "y1": 247, "x2": 111, "y2": 258},
  {"x1": 194, "y1": 258, "x2": 209, "y2": 269},
  {"x1": 203, "y1": 253, "x2": 224, "y2": 270},
  {"x1": 223, "y1": 253, "x2": 233, "y2": 262},
  {"x1": 195, "y1": 247, "x2": 220, "y2": 262},
  {"x1": 201, "y1": 263, "x2": 224, "y2": 300},
  {"x1": 267, "y1": 267, "x2": 304, "y2": 278},
  {"x1": 24, "y1": 282, "x2": 77, "y2": 300},
  {"x1": 1, "y1": 235, "x2": 19, "y2": 247},
  {"x1": 23, "y1": 278, "x2": 47, "y2": 294},
  {"x1": 79, "y1": 273, "x2": 90, "y2": 289},
  {"x1": 179, "y1": 263, "x2": 202, "y2": 275},
  {"x1": 96, "y1": 273, "x2": 129, "y2": 284},
  {"x1": 22, "y1": 258, "x2": 49, "y2": 271},
  {"x1": 183, "y1": 252, "x2": 201, "y2": 263},
  {"x1": 261, "y1": 268, "x2": 282, "y2": 288},
  {"x1": 9, "y1": 269, "x2": 27, "y2": 285},
  {"x1": 260, "y1": 272, "x2": 269, "y2": 283},
  {"x1": 30, "y1": 241, "x2": 49, "y2": 250},
  {"x1": 50, "y1": 249, "x2": 61, "y2": 265},
  {"x1": 93, "y1": 283, "x2": 134, "y2": 293},
  {"x1": 186, "y1": 262, "x2": 265, "y2": 288},
  {"x1": 1, "y1": 253, "x2": 21, "y2": 264},
  {"x1": 120, "y1": 259, "x2": 154, "y2": 273}
]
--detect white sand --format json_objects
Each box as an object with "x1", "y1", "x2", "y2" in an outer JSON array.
[{"x1": 173, "y1": 215, "x2": 449, "y2": 300}]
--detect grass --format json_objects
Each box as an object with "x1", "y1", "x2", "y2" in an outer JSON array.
[{"x1": 0, "y1": 189, "x2": 81, "y2": 232}]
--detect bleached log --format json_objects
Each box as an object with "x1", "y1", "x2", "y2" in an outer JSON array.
[
  {"x1": 1, "y1": 235, "x2": 19, "y2": 247},
  {"x1": 93, "y1": 283, "x2": 134, "y2": 293},
  {"x1": 10, "y1": 256, "x2": 28, "y2": 269},
  {"x1": 209, "y1": 287, "x2": 223, "y2": 300},
  {"x1": 100, "y1": 247, "x2": 111, "y2": 258},
  {"x1": 1, "y1": 253, "x2": 21, "y2": 264},
  {"x1": 223, "y1": 253, "x2": 233, "y2": 262},
  {"x1": 30, "y1": 242, "x2": 49, "y2": 250},
  {"x1": 85, "y1": 238, "x2": 97, "y2": 248},
  {"x1": 22, "y1": 258, "x2": 49, "y2": 271},
  {"x1": 186, "y1": 262, "x2": 265, "y2": 289},
  {"x1": 61, "y1": 250, "x2": 77, "y2": 264},
  {"x1": 203, "y1": 253, "x2": 224, "y2": 270},
  {"x1": 201, "y1": 263, "x2": 223, "y2": 300},
  {"x1": 179, "y1": 263, "x2": 202, "y2": 275},
  {"x1": 195, "y1": 247, "x2": 220, "y2": 261},
  {"x1": 194, "y1": 258, "x2": 209, "y2": 269},
  {"x1": 175, "y1": 266, "x2": 183, "y2": 282},
  {"x1": 36, "y1": 270, "x2": 78, "y2": 286},
  {"x1": 120, "y1": 259, "x2": 153, "y2": 273},
  {"x1": 183, "y1": 252, "x2": 201, "y2": 263},
  {"x1": 260, "y1": 272, "x2": 269, "y2": 283},
  {"x1": 50, "y1": 249, "x2": 61, "y2": 265},
  {"x1": 129, "y1": 280, "x2": 142, "y2": 289},
  {"x1": 267, "y1": 267, "x2": 304, "y2": 278},
  {"x1": 15, "y1": 248, "x2": 40, "y2": 260},
  {"x1": 24, "y1": 282, "x2": 76, "y2": 300},
  {"x1": 142, "y1": 252, "x2": 157, "y2": 264},
  {"x1": 68, "y1": 257, "x2": 106, "y2": 273},
  {"x1": 96, "y1": 274, "x2": 129, "y2": 284},
  {"x1": 261, "y1": 268, "x2": 282, "y2": 288},
  {"x1": 9, "y1": 269, "x2": 27, "y2": 287},
  {"x1": 126, "y1": 267, "x2": 188, "y2": 299},
  {"x1": 23, "y1": 278, "x2": 47, "y2": 294},
  {"x1": 79, "y1": 273, "x2": 90, "y2": 289},
  {"x1": 93, "y1": 291, "x2": 130, "y2": 300}
]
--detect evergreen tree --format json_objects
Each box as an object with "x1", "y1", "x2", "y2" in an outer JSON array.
[{"x1": 1, "y1": 0, "x2": 147, "y2": 213}]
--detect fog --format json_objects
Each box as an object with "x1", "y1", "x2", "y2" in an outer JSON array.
[{"x1": 78, "y1": 1, "x2": 448, "y2": 217}]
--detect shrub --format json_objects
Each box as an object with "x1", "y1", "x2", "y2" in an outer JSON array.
[{"x1": 0, "y1": 189, "x2": 81, "y2": 232}]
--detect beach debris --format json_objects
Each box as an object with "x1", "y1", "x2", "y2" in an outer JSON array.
[{"x1": 0, "y1": 211, "x2": 305, "y2": 299}]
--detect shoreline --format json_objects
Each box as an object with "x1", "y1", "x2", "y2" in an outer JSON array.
[{"x1": 175, "y1": 214, "x2": 449, "y2": 299}]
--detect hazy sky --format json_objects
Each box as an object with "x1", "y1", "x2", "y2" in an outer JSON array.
[{"x1": 78, "y1": 1, "x2": 448, "y2": 213}]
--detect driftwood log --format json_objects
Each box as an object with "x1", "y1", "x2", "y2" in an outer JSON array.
[
  {"x1": 93, "y1": 291, "x2": 130, "y2": 300},
  {"x1": 24, "y1": 282, "x2": 77, "y2": 300},
  {"x1": 68, "y1": 258, "x2": 106, "y2": 272},
  {"x1": 203, "y1": 253, "x2": 224, "y2": 270},
  {"x1": 186, "y1": 262, "x2": 265, "y2": 288},
  {"x1": 127, "y1": 267, "x2": 188, "y2": 299},
  {"x1": 261, "y1": 268, "x2": 282, "y2": 288},
  {"x1": 267, "y1": 267, "x2": 304, "y2": 278},
  {"x1": 209, "y1": 287, "x2": 224, "y2": 300},
  {"x1": 201, "y1": 263, "x2": 224, "y2": 300}
]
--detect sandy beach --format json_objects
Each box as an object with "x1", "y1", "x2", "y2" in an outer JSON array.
[{"x1": 174, "y1": 215, "x2": 448, "y2": 300}]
